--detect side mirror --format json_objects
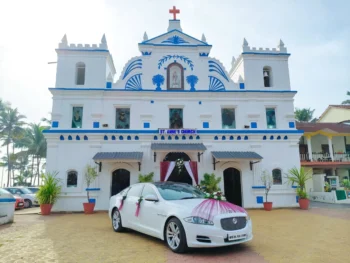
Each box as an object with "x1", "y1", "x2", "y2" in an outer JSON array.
[{"x1": 144, "y1": 194, "x2": 159, "y2": 202}]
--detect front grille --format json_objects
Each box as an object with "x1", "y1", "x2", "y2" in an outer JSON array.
[{"x1": 221, "y1": 217, "x2": 246, "y2": 231}]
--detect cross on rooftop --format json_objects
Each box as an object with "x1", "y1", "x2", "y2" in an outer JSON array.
[{"x1": 169, "y1": 6, "x2": 180, "y2": 20}]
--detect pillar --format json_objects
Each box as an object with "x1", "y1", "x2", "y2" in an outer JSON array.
[
  {"x1": 328, "y1": 136, "x2": 334, "y2": 161},
  {"x1": 306, "y1": 136, "x2": 313, "y2": 161}
]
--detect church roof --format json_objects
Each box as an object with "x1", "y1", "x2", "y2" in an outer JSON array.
[{"x1": 212, "y1": 151, "x2": 263, "y2": 160}]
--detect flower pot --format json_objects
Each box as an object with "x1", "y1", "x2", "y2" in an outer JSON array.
[
  {"x1": 298, "y1": 198, "x2": 310, "y2": 210},
  {"x1": 83, "y1": 202, "x2": 95, "y2": 214},
  {"x1": 40, "y1": 204, "x2": 53, "y2": 215},
  {"x1": 263, "y1": 202, "x2": 273, "y2": 211}
]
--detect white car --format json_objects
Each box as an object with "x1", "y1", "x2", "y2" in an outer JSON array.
[
  {"x1": 108, "y1": 182, "x2": 253, "y2": 253},
  {"x1": 4, "y1": 187, "x2": 39, "y2": 208}
]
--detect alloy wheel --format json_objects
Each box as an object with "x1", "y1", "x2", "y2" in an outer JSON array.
[
  {"x1": 112, "y1": 210, "x2": 120, "y2": 230},
  {"x1": 166, "y1": 222, "x2": 181, "y2": 250}
]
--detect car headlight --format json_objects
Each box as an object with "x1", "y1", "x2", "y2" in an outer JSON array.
[
  {"x1": 245, "y1": 215, "x2": 250, "y2": 221},
  {"x1": 183, "y1": 216, "x2": 214, "y2": 225}
]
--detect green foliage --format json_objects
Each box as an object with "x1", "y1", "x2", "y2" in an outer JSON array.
[
  {"x1": 261, "y1": 170, "x2": 273, "y2": 202},
  {"x1": 138, "y1": 172, "x2": 154, "y2": 182},
  {"x1": 294, "y1": 108, "x2": 315, "y2": 122},
  {"x1": 341, "y1": 91, "x2": 350, "y2": 105},
  {"x1": 324, "y1": 181, "x2": 331, "y2": 192},
  {"x1": 84, "y1": 164, "x2": 98, "y2": 202},
  {"x1": 200, "y1": 173, "x2": 221, "y2": 194},
  {"x1": 285, "y1": 167, "x2": 312, "y2": 199},
  {"x1": 36, "y1": 171, "x2": 61, "y2": 205},
  {"x1": 341, "y1": 179, "x2": 350, "y2": 190}
]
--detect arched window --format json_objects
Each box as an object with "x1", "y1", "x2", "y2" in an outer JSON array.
[
  {"x1": 76, "y1": 62, "x2": 86, "y2": 85},
  {"x1": 167, "y1": 62, "x2": 184, "y2": 90},
  {"x1": 272, "y1": 169, "x2": 282, "y2": 185},
  {"x1": 263, "y1": 66, "x2": 272, "y2": 87},
  {"x1": 67, "y1": 170, "x2": 78, "y2": 187}
]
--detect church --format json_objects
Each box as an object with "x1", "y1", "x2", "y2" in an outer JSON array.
[{"x1": 43, "y1": 7, "x2": 303, "y2": 211}]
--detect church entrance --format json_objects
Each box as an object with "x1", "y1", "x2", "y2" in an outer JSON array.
[
  {"x1": 163, "y1": 152, "x2": 192, "y2": 184},
  {"x1": 111, "y1": 169, "x2": 130, "y2": 196},
  {"x1": 223, "y1": 168, "x2": 242, "y2": 206}
]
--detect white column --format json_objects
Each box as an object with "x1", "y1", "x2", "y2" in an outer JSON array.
[
  {"x1": 328, "y1": 136, "x2": 334, "y2": 161},
  {"x1": 306, "y1": 136, "x2": 313, "y2": 161}
]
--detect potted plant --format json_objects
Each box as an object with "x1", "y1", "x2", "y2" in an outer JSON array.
[
  {"x1": 36, "y1": 171, "x2": 61, "y2": 215},
  {"x1": 285, "y1": 167, "x2": 312, "y2": 210},
  {"x1": 261, "y1": 170, "x2": 273, "y2": 211},
  {"x1": 341, "y1": 179, "x2": 350, "y2": 198},
  {"x1": 138, "y1": 172, "x2": 154, "y2": 183},
  {"x1": 83, "y1": 164, "x2": 98, "y2": 214},
  {"x1": 199, "y1": 173, "x2": 221, "y2": 194}
]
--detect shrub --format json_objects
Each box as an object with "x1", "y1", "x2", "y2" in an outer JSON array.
[
  {"x1": 285, "y1": 167, "x2": 312, "y2": 199},
  {"x1": 84, "y1": 164, "x2": 98, "y2": 202},
  {"x1": 200, "y1": 173, "x2": 221, "y2": 194},
  {"x1": 36, "y1": 171, "x2": 61, "y2": 205},
  {"x1": 138, "y1": 172, "x2": 154, "y2": 182}
]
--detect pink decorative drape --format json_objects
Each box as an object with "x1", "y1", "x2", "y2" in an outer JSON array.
[
  {"x1": 164, "y1": 162, "x2": 176, "y2": 181},
  {"x1": 160, "y1": 162, "x2": 170, "y2": 181},
  {"x1": 161, "y1": 161, "x2": 199, "y2": 185},
  {"x1": 189, "y1": 161, "x2": 198, "y2": 184}
]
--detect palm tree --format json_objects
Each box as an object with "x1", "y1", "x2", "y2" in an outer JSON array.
[
  {"x1": 0, "y1": 154, "x2": 18, "y2": 186},
  {"x1": 294, "y1": 108, "x2": 315, "y2": 122},
  {"x1": 342, "y1": 91, "x2": 350, "y2": 104},
  {"x1": 0, "y1": 107, "x2": 26, "y2": 186}
]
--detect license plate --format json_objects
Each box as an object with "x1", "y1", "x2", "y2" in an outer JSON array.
[{"x1": 228, "y1": 233, "x2": 246, "y2": 241}]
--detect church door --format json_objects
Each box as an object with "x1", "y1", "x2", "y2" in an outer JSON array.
[
  {"x1": 223, "y1": 168, "x2": 242, "y2": 206},
  {"x1": 163, "y1": 152, "x2": 193, "y2": 185},
  {"x1": 111, "y1": 169, "x2": 130, "y2": 196}
]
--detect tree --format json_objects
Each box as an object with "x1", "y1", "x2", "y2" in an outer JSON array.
[
  {"x1": 342, "y1": 91, "x2": 350, "y2": 105},
  {"x1": 294, "y1": 108, "x2": 315, "y2": 122},
  {"x1": 0, "y1": 108, "x2": 26, "y2": 186},
  {"x1": 200, "y1": 173, "x2": 221, "y2": 193}
]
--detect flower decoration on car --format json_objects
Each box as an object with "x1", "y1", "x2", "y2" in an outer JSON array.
[
  {"x1": 118, "y1": 195, "x2": 127, "y2": 211},
  {"x1": 135, "y1": 196, "x2": 143, "y2": 217}
]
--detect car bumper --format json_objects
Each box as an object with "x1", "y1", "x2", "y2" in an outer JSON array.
[{"x1": 183, "y1": 219, "x2": 253, "y2": 248}]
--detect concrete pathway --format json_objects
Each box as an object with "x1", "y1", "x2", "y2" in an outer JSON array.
[{"x1": 15, "y1": 207, "x2": 40, "y2": 215}]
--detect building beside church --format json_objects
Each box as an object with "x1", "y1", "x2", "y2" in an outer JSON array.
[{"x1": 44, "y1": 7, "x2": 303, "y2": 211}]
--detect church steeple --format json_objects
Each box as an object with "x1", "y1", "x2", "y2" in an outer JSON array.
[{"x1": 168, "y1": 6, "x2": 182, "y2": 31}]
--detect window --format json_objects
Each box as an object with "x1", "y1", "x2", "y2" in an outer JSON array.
[
  {"x1": 169, "y1": 108, "x2": 183, "y2": 128},
  {"x1": 67, "y1": 171, "x2": 78, "y2": 187},
  {"x1": 72, "y1": 107, "x2": 83, "y2": 128},
  {"x1": 76, "y1": 62, "x2": 85, "y2": 85},
  {"x1": 167, "y1": 62, "x2": 184, "y2": 90},
  {"x1": 141, "y1": 185, "x2": 157, "y2": 198},
  {"x1": 115, "y1": 108, "x2": 130, "y2": 129},
  {"x1": 127, "y1": 184, "x2": 144, "y2": 197},
  {"x1": 272, "y1": 169, "x2": 282, "y2": 185},
  {"x1": 263, "y1": 66, "x2": 272, "y2": 87},
  {"x1": 221, "y1": 108, "x2": 236, "y2": 129},
  {"x1": 266, "y1": 108, "x2": 276, "y2": 129},
  {"x1": 155, "y1": 183, "x2": 205, "y2": 200}
]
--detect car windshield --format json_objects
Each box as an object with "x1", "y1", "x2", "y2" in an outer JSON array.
[
  {"x1": 19, "y1": 188, "x2": 32, "y2": 194},
  {"x1": 28, "y1": 188, "x2": 39, "y2": 193},
  {"x1": 155, "y1": 183, "x2": 206, "y2": 201},
  {"x1": 0, "y1": 188, "x2": 11, "y2": 195}
]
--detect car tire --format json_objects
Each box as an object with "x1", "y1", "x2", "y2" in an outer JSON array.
[
  {"x1": 165, "y1": 218, "x2": 188, "y2": 253},
  {"x1": 112, "y1": 208, "x2": 125, "y2": 232},
  {"x1": 24, "y1": 199, "x2": 32, "y2": 208}
]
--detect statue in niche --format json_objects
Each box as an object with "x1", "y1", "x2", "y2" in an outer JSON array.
[{"x1": 167, "y1": 62, "x2": 184, "y2": 90}]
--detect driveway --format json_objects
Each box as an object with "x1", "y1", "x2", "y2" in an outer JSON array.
[{"x1": 0, "y1": 206, "x2": 349, "y2": 263}]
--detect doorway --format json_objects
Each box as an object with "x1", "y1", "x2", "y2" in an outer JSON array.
[
  {"x1": 164, "y1": 152, "x2": 193, "y2": 184},
  {"x1": 223, "y1": 168, "x2": 242, "y2": 206},
  {"x1": 111, "y1": 169, "x2": 130, "y2": 196}
]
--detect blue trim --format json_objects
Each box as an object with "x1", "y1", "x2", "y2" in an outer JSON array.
[
  {"x1": 52, "y1": 121, "x2": 59, "y2": 128},
  {"x1": 84, "y1": 135, "x2": 88, "y2": 140},
  {"x1": 44, "y1": 129, "x2": 304, "y2": 134},
  {"x1": 122, "y1": 59, "x2": 142, "y2": 80},
  {"x1": 209, "y1": 76, "x2": 225, "y2": 91},
  {"x1": 158, "y1": 55, "x2": 194, "y2": 70},
  {"x1": 208, "y1": 61, "x2": 229, "y2": 82},
  {"x1": 0, "y1": 198, "x2": 16, "y2": 202},
  {"x1": 198, "y1": 101, "x2": 202, "y2": 105},
  {"x1": 242, "y1": 52, "x2": 290, "y2": 56},
  {"x1": 111, "y1": 135, "x2": 116, "y2": 140},
  {"x1": 143, "y1": 122, "x2": 150, "y2": 129},
  {"x1": 292, "y1": 185, "x2": 299, "y2": 189},
  {"x1": 252, "y1": 186, "x2": 266, "y2": 189},
  {"x1": 86, "y1": 188, "x2": 100, "y2": 191},
  {"x1": 151, "y1": 100, "x2": 154, "y2": 104},
  {"x1": 199, "y1": 53, "x2": 209, "y2": 57},
  {"x1": 76, "y1": 135, "x2": 80, "y2": 140},
  {"x1": 256, "y1": 196, "x2": 263, "y2": 204},
  {"x1": 89, "y1": 198, "x2": 96, "y2": 203},
  {"x1": 161, "y1": 35, "x2": 189, "y2": 44},
  {"x1": 68, "y1": 135, "x2": 72, "y2": 140},
  {"x1": 214, "y1": 136, "x2": 218, "y2": 140},
  {"x1": 289, "y1": 122, "x2": 295, "y2": 128},
  {"x1": 140, "y1": 29, "x2": 210, "y2": 46},
  {"x1": 203, "y1": 122, "x2": 209, "y2": 129},
  {"x1": 125, "y1": 73, "x2": 142, "y2": 90},
  {"x1": 106, "y1": 82, "x2": 112, "y2": 89},
  {"x1": 239, "y1": 83, "x2": 245, "y2": 89},
  {"x1": 296, "y1": 196, "x2": 299, "y2": 203},
  {"x1": 93, "y1": 122, "x2": 100, "y2": 128},
  {"x1": 56, "y1": 49, "x2": 109, "y2": 52},
  {"x1": 141, "y1": 51, "x2": 152, "y2": 56},
  {"x1": 222, "y1": 136, "x2": 226, "y2": 140},
  {"x1": 50, "y1": 88, "x2": 298, "y2": 94},
  {"x1": 127, "y1": 135, "x2": 131, "y2": 140},
  {"x1": 104, "y1": 135, "x2": 108, "y2": 140},
  {"x1": 140, "y1": 43, "x2": 212, "y2": 47},
  {"x1": 251, "y1": 122, "x2": 257, "y2": 129}
]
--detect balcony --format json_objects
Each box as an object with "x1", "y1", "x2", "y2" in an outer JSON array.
[{"x1": 300, "y1": 153, "x2": 350, "y2": 167}]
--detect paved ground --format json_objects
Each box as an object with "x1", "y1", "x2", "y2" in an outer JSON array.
[{"x1": 0, "y1": 204, "x2": 349, "y2": 263}]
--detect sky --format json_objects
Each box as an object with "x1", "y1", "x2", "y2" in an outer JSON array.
[{"x1": 0, "y1": 0, "x2": 349, "y2": 125}]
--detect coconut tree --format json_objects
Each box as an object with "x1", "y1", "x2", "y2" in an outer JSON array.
[
  {"x1": 0, "y1": 154, "x2": 18, "y2": 186},
  {"x1": 342, "y1": 91, "x2": 350, "y2": 105},
  {"x1": 0, "y1": 108, "x2": 26, "y2": 186},
  {"x1": 294, "y1": 108, "x2": 315, "y2": 122}
]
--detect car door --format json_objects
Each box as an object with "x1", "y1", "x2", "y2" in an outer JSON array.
[
  {"x1": 137, "y1": 184, "x2": 166, "y2": 238},
  {"x1": 120, "y1": 184, "x2": 144, "y2": 230}
]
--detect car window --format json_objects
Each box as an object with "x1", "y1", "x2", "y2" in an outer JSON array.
[
  {"x1": 119, "y1": 187, "x2": 130, "y2": 196},
  {"x1": 20, "y1": 188, "x2": 32, "y2": 194},
  {"x1": 155, "y1": 183, "x2": 206, "y2": 200},
  {"x1": 141, "y1": 185, "x2": 157, "y2": 197},
  {"x1": 127, "y1": 184, "x2": 144, "y2": 197},
  {"x1": 6, "y1": 188, "x2": 16, "y2": 194},
  {"x1": 0, "y1": 188, "x2": 11, "y2": 195}
]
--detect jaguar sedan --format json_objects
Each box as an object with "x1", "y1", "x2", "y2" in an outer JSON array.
[{"x1": 108, "y1": 182, "x2": 253, "y2": 253}]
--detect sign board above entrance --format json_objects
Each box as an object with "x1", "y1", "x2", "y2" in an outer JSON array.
[{"x1": 159, "y1": 129, "x2": 197, "y2": 135}]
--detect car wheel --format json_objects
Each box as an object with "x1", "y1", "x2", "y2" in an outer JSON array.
[
  {"x1": 165, "y1": 218, "x2": 188, "y2": 253},
  {"x1": 24, "y1": 199, "x2": 32, "y2": 208},
  {"x1": 112, "y1": 208, "x2": 124, "y2": 232}
]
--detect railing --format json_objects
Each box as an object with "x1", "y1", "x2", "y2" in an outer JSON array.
[{"x1": 300, "y1": 153, "x2": 350, "y2": 162}]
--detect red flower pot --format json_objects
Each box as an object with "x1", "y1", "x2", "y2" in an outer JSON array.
[
  {"x1": 298, "y1": 198, "x2": 309, "y2": 210},
  {"x1": 83, "y1": 203, "x2": 95, "y2": 214},
  {"x1": 263, "y1": 202, "x2": 273, "y2": 211},
  {"x1": 40, "y1": 204, "x2": 53, "y2": 215}
]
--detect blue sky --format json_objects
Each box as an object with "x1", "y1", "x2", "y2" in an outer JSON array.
[{"x1": 0, "y1": 0, "x2": 349, "y2": 123}]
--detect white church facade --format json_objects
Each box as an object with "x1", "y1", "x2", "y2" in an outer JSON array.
[{"x1": 44, "y1": 8, "x2": 303, "y2": 211}]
